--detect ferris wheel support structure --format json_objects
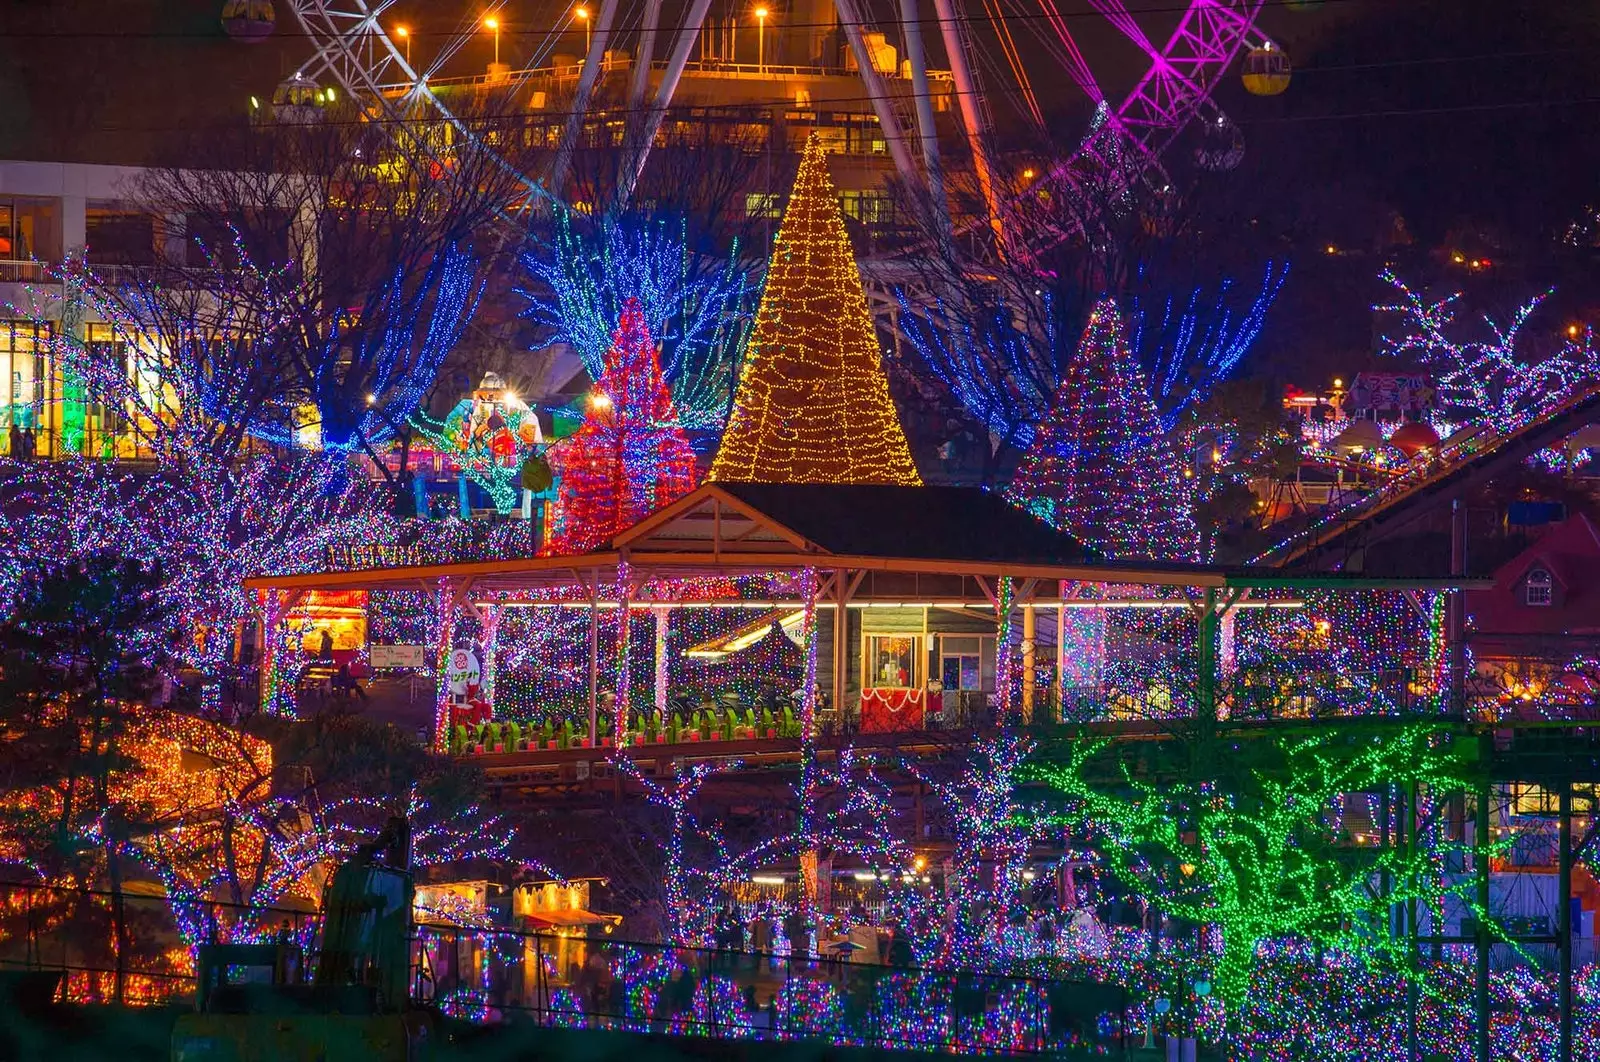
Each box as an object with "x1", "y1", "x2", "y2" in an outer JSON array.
[
  {"x1": 628, "y1": 0, "x2": 664, "y2": 113},
  {"x1": 549, "y1": 0, "x2": 623, "y2": 193},
  {"x1": 286, "y1": 0, "x2": 1270, "y2": 266},
  {"x1": 1030, "y1": 0, "x2": 1268, "y2": 252},
  {"x1": 617, "y1": 0, "x2": 718, "y2": 204},
  {"x1": 833, "y1": 0, "x2": 923, "y2": 194},
  {"x1": 898, "y1": 0, "x2": 947, "y2": 233},
  {"x1": 930, "y1": 0, "x2": 1005, "y2": 245}
]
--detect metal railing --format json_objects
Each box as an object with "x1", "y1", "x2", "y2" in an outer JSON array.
[
  {"x1": 0, "y1": 258, "x2": 48, "y2": 283},
  {"x1": 413, "y1": 922, "x2": 1128, "y2": 1056},
  {"x1": 0, "y1": 882, "x2": 1127, "y2": 1055}
]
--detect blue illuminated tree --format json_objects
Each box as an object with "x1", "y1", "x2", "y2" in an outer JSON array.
[
  {"x1": 519, "y1": 208, "x2": 754, "y2": 428},
  {"x1": 900, "y1": 263, "x2": 1286, "y2": 460},
  {"x1": 123, "y1": 116, "x2": 522, "y2": 492},
  {"x1": 211, "y1": 239, "x2": 483, "y2": 461}
]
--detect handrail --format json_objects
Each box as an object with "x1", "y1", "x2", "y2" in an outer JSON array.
[
  {"x1": 0, "y1": 881, "x2": 1127, "y2": 1055},
  {"x1": 387, "y1": 58, "x2": 952, "y2": 93},
  {"x1": 1262, "y1": 383, "x2": 1600, "y2": 565}
]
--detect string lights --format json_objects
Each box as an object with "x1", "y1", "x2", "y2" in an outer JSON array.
[
  {"x1": 1032, "y1": 722, "x2": 1484, "y2": 1010},
  {"x1": 520, "y1": 209, "x2": 754, "y2": 428},
  {"x1": 545, "y1": 299, "x2": 700, "y2": 554},
  {"x1": 899, "y1": 264, "x2": 1283, "y2": 451},
  {"x1": 710, "y1": 134, "x2": 921, "y2": 486},
  {"x1": 1006, "y1": 298, "x2": 1199, "y2": 562}
]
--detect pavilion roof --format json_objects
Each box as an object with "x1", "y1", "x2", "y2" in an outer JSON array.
[{"x1": 243, "y1": 483, "x2": 1487, "y2": 601}]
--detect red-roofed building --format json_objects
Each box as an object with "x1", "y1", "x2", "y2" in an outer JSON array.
[{"x1": 1466, "y1": 514, "x2": 1600, "y2": 711}]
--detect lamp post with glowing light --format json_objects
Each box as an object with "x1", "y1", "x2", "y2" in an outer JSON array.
[
  {"x1": 575, "y1": 6, "x2": 590, "y2": 53},
  {"x1": 755, "y1": 6, "x2": 768, "y2": 71},
  {"x1": 395, "y1": 24, "x2": 411, "y2": 66},
  {"x1": 483, "y1": 15, "x2": 501, "y2": 64}
]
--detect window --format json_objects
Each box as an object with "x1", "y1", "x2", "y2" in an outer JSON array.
[
  {"x1": 1526, "y1": 568, "x2": 1553, "y2": 606},
  {"x1": 941, "y1": 654, "x2": 981, "y2": 691},
  {"x1": 85, "y1": 207, "x2": 155, "y2": 267},
  {"x1": 938, "y1": 635, "x2": 989, "y2": 692},
  {"x1": 0, "y1": 321, "x2": 53, "y2": 455},
  {"x1": 0, "y1": 198, "x2": 62, "y2": 272},
  {"x1": 865, "y1": 635, "x2": 919, "y2": 689},
  {"x1": 745, "y1": 193, "x2": 781, "y2": 218}
]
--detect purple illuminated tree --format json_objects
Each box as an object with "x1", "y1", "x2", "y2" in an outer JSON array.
[
  {"x1": 0, "y1": 258, "x2": 390, "y2": 693},
  {"x1": 1375, "y1": 268, "x2": 1600, "y2": 429},
  {"x1": 1006, "y1": 298, "x2": 1199, "y2": 562},
  {"x1": 904, "y1": 733, "x2": 1042, "y2": 969},
  {"x1": 900, "y1": 264, "x2": 1286, "y2": 474}
]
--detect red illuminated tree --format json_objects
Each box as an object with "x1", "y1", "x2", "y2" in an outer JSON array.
[{"x1": 546, "y1": 299, "x2": 700, "y2": 553}]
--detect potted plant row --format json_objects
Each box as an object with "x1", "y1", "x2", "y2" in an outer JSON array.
[
  {"x1": 448, "y1": 717, "x2": 613, "y2": 756},
  {"x1": 621, "y1": 705, "x2": 805, "y2": 746}
]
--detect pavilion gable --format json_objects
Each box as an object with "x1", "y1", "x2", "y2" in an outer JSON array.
[{"x1": 610, "y1": 484, "x2": 829, "y2": 561}]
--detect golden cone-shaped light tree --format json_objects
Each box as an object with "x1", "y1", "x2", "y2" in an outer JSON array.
[{"x1": 710, "y1": 135, "x2": 921, "y2": 485}]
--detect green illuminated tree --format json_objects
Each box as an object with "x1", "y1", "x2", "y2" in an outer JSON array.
[{"x1": 1032, "y1": 723, "x2": 1481, "y2": 1017}]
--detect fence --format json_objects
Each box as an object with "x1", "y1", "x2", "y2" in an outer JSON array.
[
  {"x1": 0, "y1": 883, "x2": 1127, "y2": 1056},
  {"x1": 413, "y1": 922, "x2": 1127, "y2": 1056}
]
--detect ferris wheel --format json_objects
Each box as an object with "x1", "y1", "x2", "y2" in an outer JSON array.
[{"x1": 278, "y1": 0, "x2": 1276, "y2": 253}]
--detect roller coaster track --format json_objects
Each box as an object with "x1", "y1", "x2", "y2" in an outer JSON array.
[{"x1": 1260, "y1": 383, "x2": 1600, "y2": 571}]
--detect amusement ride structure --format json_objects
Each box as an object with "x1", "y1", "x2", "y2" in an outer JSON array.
[{"x1": 277, "y1": 0, "x2": 1279, "y2": 260}]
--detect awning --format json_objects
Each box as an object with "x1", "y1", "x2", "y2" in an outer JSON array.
[{"x1": 521, "y1": 909, "x2": 619, "y2": 928}]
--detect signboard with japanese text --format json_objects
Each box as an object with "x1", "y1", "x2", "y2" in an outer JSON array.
[{"x1": 370, "y1": 644, "x2": 427, "y2": 669}]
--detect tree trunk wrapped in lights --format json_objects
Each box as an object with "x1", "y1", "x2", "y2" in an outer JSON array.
[
  {"x1": 710, "y1": 134, "x2": 921, "y2": 485},
  {"x1": 1031, "y1": 721, "x2": 1488, "y2": 1027},
  {"x1": 1006, "y1": 297, "x2": 1198, "y2": 562},
  {"x1": 546, "y1": 298, "x2": 700, "y2": 554}
]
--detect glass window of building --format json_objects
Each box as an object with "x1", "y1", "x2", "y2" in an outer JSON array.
[
  {"x1": 85, "y1": 207, "x2": 156, "y2": 267},
  {"x1": 866, "y1": 634, "x2": 919, "y2": 689},
  {"x1": 0, "y1": 321, "x2": 52, "y2": 453},
  {"x1": 745, "y1": 192, "x2": 781, "y2": 218},
  {"x1": 0, "y1": 199, "x2": 61, "y2": 278},
  {"x1": 938, "y1": 635, "x2": 994, "y2": 692}
]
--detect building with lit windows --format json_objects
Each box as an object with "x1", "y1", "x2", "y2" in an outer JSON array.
[{"x1": 0, "y1": 161, "x2": 176, "y2": 459}]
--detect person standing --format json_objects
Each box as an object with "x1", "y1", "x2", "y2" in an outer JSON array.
[
  {"x1": 783, "y1": 907, "x2": 810, "y2": 964},
  {"x1": 752, "y1": 907, "x2": 777, "y2": 975}
]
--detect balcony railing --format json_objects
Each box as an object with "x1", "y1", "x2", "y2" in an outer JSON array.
[{"x1": 0, "y1": 259, "x2": 49, "y2": 283}]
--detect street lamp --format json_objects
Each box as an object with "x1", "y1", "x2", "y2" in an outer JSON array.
[
  {"x1": 484, "y1": 15, "x2": 500, "y2": 66},
  {"x1": 754, "y1": 6, "x2": 768, "y2": 71},
  {"x1": 395, "y1": 25, "x2": 411, "y2": 66},
  {"x1": 574, "y1": 6, "x2": 590, "y2": 53}
]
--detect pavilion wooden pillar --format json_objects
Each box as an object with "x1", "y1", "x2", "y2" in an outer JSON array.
[
  {"x1": 616, "y1": 559, "x2": 634, "y2": 746},
  {"x1": 800, "y1": 567, "x2": 823, "y2": 932},
  {"x1": 431, "y1": 578, "x2": 458, "y2": 752},
  {"x1": 586, "y1": 579, "x2": 600, "y2": 748},
  {"x1": 1559, "y1": 776, "x2": 1574, "y2": 1062},
  {"x1": 831, "y1": 571, "x2": 852, "y2": 720},
  {"x1": 478, "y1": 604, "x2": 504, "y2": 712},
  {"x1": 1020, "y1": 605, "x2": 1037, "y2": 724},
  {"x1": 1195, "y1": 587, "x2": 1218, "y2": 724},
  {"x1": 258, "y1": 588, "x2": 286, "y2": 716},
  {"x1": 1448, "y1": 498, "x2": 1468, "y2": 716},
  {"x1": 1474, "y1": 760, "x2": 1491, "y2": 1062},
  {"x1": 653, "y1": 604, "x2": 672, "y2": 716},
  {"x1": 1054, "y1": 580, "x2": 1068, "y2": 719},
  {"x1": 994, "y1": 576, "x2": 1016, "y2": 723}
]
